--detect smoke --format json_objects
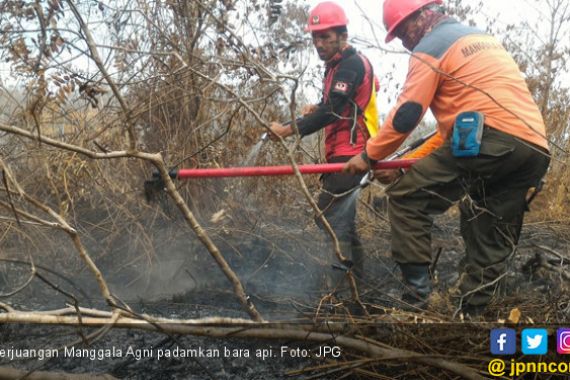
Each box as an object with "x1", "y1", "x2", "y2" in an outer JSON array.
[{"x1": 106, "y1": 211, "x2": 339, "y2": 311}]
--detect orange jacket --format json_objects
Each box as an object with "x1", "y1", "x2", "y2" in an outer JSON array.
[{"x1": 367, "y1": 19, "x2": 549, "y2": 161}]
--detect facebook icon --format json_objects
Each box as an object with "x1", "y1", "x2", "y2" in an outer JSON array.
[{"x1": 490, "y1": 329, "x2": 516, "y2": 355}]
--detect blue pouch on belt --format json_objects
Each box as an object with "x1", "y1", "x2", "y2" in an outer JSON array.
[{"x1": 451, "y1": 111, "x2": 485, "y2": 157}]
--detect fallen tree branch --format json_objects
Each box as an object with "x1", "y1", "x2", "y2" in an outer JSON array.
[
  {"x1": 0, "y1": 259, "x2": 36, "y2": 298},
  {"x1": 534, "y1": 243, "x2": 568, "y2": 263},
  {"x1": 0, "y1": 126, "x2": 263, "y2": 321},
  {"x1": 0, "y1": 366, "x2": 117, "y2": 380},
  {"x1": 0, "y1": 312, "x2": 485, "y2": 380},
  {"x1": 152, "y1": 162, "x2": 263, "y2": 321},
  {"x1": 0, "y1": 259, "x2": 92, "y2": 305}
]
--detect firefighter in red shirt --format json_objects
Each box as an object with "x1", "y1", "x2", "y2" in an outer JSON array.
[
  {"x1": 344, "y1": 0, "x2": 550, "y2": 313},
  {"x1": 269, "y1": 1, "x2": 379, "y2": 281}
]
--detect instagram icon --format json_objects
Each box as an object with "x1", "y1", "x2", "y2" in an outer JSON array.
[{"x1": 557, "y1": 328, "x2": 570, "y2": 354}]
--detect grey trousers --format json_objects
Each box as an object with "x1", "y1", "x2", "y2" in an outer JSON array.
[
  {"x1": 386, "y1": 127, "x2": 550, "y2": 306},
  {"x1": 317, "y1": 156, "x2": 363, "y2": 267}
]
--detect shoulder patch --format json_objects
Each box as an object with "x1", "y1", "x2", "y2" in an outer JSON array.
[
  {"x1": 330, "y1": 68, "x2": 358, "y2": 97},
  {"x1": 333, "y1": 81, "x2": 349, "y2": 94}
]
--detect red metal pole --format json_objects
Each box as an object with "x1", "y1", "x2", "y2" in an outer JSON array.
[{"x1": 175, "y1": 159, "x2": 419, "y2": 179}]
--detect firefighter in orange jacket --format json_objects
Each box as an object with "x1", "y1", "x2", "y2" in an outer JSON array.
[
  {"x1": 269, "y1": 1, "x2": 379, "y2": 280},
  {"x1": 344, "y1": 0, "x2": 550, "y2": 313}
]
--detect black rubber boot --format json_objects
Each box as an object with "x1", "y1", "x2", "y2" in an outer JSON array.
[{"x1": 399, "y1": 263, "x2": 432, "y2": 309}]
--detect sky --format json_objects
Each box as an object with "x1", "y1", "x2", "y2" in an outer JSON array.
[{"x1": 1, "y1": 0, "x2": 567, "y2": 118}]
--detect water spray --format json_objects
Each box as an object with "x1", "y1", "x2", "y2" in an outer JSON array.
[
  {"x1": 359, "y1": 172, "x2": 374, "y2": 188},
  {"x1": 259, "y1": 118, "x2": 300, "y2": 143}
]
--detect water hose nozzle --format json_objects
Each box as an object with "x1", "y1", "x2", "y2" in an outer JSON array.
[
  {"x1": 144, "y1": 169, "x2": 178, "y2": 203},
  {"x1": 359, "y1": 171, "x2": 373, "y2": 188}
]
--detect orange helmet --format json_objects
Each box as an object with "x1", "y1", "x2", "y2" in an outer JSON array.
[
  {"x1": 383, "y1": 0, "x2": 443, "y2": 43},
  {"x1": 306, "y1": 1, "x2": 349, "y2": 32}
]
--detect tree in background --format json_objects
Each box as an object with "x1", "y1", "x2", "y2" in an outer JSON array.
[
  {"x1": 501, "y1": 0, "x2": 570, "y2": 216},
  {"x1": 0, "y1": 0, "x2": 314, "y2": 320}
]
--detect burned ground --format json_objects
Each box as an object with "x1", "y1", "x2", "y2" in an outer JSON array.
[{"x1": 1, "y1": 199, "x2": 569, "y2": 379}]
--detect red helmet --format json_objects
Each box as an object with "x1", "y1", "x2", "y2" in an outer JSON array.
[
  {"x1": 383, "y1": 0, "x2": 443, "y2": 43},
  {"x1": 306, "y1": 1, "x2": 349, "y2": 32}
]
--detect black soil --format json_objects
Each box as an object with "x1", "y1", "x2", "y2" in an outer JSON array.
[{"x1": 1, "y1": 213, "x2": 569, "y2": 379}]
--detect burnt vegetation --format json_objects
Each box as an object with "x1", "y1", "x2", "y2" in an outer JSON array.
[{"x1": 0, "y1": 0, "x2": 569, "y2": 379}]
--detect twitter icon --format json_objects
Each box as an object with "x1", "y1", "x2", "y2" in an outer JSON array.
[{"x1": 522, "y1": 328, "x2": 548, "y2": 355}]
